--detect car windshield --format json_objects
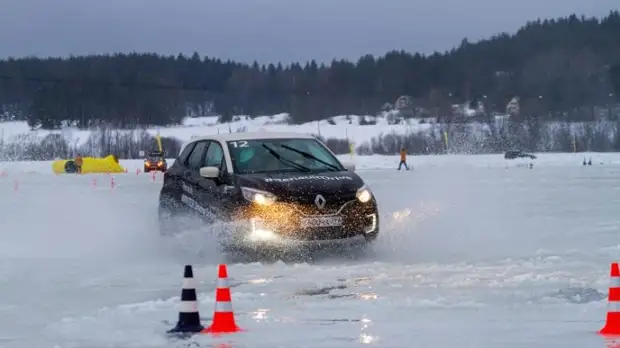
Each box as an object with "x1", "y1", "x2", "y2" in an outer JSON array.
[
  {"x1": 147, "y1": 156, "x2": 164, "y2": 161},
  {"x1": 227, "y1": 138, "x2": 344, "y2": 174}
]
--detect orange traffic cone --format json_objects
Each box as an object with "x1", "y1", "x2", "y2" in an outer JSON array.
[
  {"x1": 600, "y1": 262, "x2": 620, "y2": 336},
  {"x1": 201, "y1": 264, "x2": 243, "y2": 335}
]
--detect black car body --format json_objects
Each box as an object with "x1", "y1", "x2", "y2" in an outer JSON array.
[
  {"x1": 158, "y1": 132, "x2": 379, "y2": 251},
  {"x1": 144, "y1": 151, "x2": 168, "y2": 172},
  {"x1": 504, "y1": 150, "x2": 537, "y2": 160}
]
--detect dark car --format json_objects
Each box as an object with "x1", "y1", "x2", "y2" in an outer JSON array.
[
  {"x1": 504, "y1": 150, "x2": 537, "y2": 160},
  {"x1": 144, "y1": 151, "x2": 168, "y2": 172},
  {"x1": 157, "y1": 132, "x2": 379, "y2": 252}
]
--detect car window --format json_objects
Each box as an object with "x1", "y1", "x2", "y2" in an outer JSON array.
[
  {"x1": 204, "y1": 141, "x2": 224, "y2": 168},
  {"x1": 177, "y1": 142, "x2": 196, "y2": 164},
  {"x1": 282, "y1": 139, "x2": 333, "y2": 164},
  {"x1": 226, "y1": 138, "x2": 343, "y2": 174},
  {"x1": 186, "y1": 141, "x2": 208, "y2": 169}
]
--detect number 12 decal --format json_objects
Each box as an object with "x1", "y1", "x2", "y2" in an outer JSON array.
[{"x1": 230, "y1": 141, "x2": 248, "y2": 147}]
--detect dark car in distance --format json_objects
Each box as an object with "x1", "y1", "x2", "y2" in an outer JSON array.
[
  {"x1": 157, "y1": 132, "x2": 379, "y2": 252},
  {"x1": 144, "y1": 151, "x2": 168, "y2": 172}
]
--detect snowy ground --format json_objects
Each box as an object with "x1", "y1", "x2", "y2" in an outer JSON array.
[
  {"x1": 0, "y1": 113, "x2": 440, "y2": 149},
  {"x1": 1, "y1": 153, "x2": 619, "y2": 348}
]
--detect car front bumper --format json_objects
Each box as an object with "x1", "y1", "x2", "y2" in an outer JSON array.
[
  {"x1": 223, "y1": 226, "x2": 373, "y2": 252},
  {"x1": 145, "y1": 165, "x2": 166, "y2": 170},
  {"x1": 222, "y1": 203, "x2": 379, "y2": 252}
]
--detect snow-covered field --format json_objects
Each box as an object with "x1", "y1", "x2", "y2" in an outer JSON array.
[
  {"x1": 0, "y1": 111, "x2": 512, "y2": 153},
  {"x1": 1, "y1": 153, "x2": 619, "y2": 348},
  {"x1": 0, "y1": 113, "x2": 440, "y2": 149}
]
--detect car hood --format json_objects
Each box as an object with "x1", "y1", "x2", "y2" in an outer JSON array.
[{"x1": 236, "y1": 171, "x2": 364, "y2": 197}]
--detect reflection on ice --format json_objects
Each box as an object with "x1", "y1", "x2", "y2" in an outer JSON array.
[
  {"x1": 251, "y1": 308, "x2": 270, "y2": 322},
  {"x1": 357, "y1": 292, "x2": 379, "y2": 300},
  {"x1": 359, "y1": 317, "x2": 377, "y2": 344}
]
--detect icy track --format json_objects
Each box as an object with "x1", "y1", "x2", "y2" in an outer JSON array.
[{"x1": 1, "y1": 153, "x2": 620, "y2": 348}]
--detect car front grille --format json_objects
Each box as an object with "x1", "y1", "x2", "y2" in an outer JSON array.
[{"x1": 280, "y1": 192, "x2": 356, "y2": 215}]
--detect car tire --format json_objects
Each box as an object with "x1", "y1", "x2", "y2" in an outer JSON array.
[
  {"x1": 364, "y1": 231, "x2": 379, "y2": 242},
  {"x1": 65, "y1": 160, "x2": 78, "y2": 174}
]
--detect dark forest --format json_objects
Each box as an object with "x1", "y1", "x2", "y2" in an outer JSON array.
[{"x1": 1, "y1": 12, "x2": 619, "y2": 159}]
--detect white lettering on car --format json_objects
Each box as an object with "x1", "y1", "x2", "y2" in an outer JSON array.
[
  {"x1": 181, "y1": 182, "x2": 193, "y2": 195},
  {"x1": 181, "y1": 194, "x2": 207, "y2": 215},
  {"x1": 263, "y1": 175, "x2": 353, "y2": 183},
  {"x1": 229, "y1": 141, "x2": 249, "y2": 148}
]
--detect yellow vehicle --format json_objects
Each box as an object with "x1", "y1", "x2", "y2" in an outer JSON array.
[{"x1": 52, "y1": 155, "x2": 125, "y2": 174}]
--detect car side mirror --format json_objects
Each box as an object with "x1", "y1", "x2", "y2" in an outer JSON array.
[
  {"x1": 199, "y1": 166, "x2": 219, "y2": 178},
  {"x1": 342, "y1": 162, "x2": 356, "y2": 172}
]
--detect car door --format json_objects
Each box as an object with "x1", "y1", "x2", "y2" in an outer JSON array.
[
  {"x1": 195, "y1": 140, "x2": 232, "y2": 223},
  {"x1": 181, "y1": 140, "x2": 210, "y2": 216},
  {"x1": 161, "y1": 141, "x2": 196, "y2": 205}
]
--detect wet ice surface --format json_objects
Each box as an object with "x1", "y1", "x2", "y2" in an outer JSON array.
[{"x1": 1, "y1": 156, "x2": 620, "y2": 348}]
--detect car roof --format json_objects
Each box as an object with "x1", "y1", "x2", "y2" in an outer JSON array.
[{"x1": 189, "y1": 131, "x2": 316, "y2": 143}]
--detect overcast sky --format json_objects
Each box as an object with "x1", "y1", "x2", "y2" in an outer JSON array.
[{"x1": 0, "y1": 0, "x2": 617, "y2": 64}]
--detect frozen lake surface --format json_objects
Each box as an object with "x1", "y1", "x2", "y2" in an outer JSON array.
[{"x1": 0, "y1": 153, "x2": 619, "y2": 348}]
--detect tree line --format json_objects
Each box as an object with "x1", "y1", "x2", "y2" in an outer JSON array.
[{"x1": 0, "y1": 12, "x2": 618, "y2": 130}]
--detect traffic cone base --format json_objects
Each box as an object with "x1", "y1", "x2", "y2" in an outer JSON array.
[
  {"x1": 601, "y1": 312, "x2": 620, "y2": 336},
  {"x1": 201, "y1": 264, "x2": 243, "y2": 335},
  {"x1": 202, "y1": 312, "x2": 242, "y2": 334},
  {"x1": 600, "y1": 263, "x2": 620, "y2": 336}
]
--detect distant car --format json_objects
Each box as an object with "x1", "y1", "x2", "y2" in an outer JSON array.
[
  {"x1": 157, "y1": 132, "x2": 379, "y2": 252},
  {"x1": 504, "y1": 150, "x2": 537, "y2": 160},
  {"x1": 144, "y1": 152, "x2": 168, "y2": 172}
]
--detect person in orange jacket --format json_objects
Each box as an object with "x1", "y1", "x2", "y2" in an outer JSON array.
[
  {"x1": 398, "y1": 148, "x2": 410, "y2": 170},
  {"x1": 75, "y1": 153, "x2": 84, "y2": 174}
]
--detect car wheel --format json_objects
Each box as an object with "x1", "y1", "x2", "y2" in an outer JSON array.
[
  {"x1": 65, "y1": 160, "x2": 78, "y2": 174},
  {"x1": 364, "y1": 231, "x2": 378, "y2": 243}
]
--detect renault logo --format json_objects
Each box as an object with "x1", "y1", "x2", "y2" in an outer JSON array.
[{"x1": 314, "y1": 194, "x2": 326, "y2": 209}]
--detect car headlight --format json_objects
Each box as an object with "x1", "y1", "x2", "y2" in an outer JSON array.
[
  {"x1": 241, "y1": 187, "x2": 277, "y2": 206},
  {"x1": 356, "y1": 184, "x2": 373, "y2": 203}
]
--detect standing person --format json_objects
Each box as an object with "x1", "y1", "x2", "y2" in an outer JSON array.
[
  {"x1": 397, "y1": 148, "x2": 410, "y2": 171},
  {"x1": 75, "y1": 153, "x2": 83, "y2": 174}
]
